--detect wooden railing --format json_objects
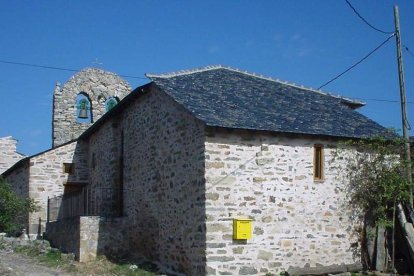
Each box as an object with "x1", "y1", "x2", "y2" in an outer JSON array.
[{"x1": 47, "y1": 187, "x2": 122, "y2": 222}]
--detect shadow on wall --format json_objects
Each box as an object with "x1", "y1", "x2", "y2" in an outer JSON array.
[
  {"x1": 93, "y1": 124, "x2": 207, "y2": 274},
  {"x1": 94, "y1": 170, "x2": 208, "y2": 274}
]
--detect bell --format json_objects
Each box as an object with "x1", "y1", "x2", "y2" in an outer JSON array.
[{"x1": 78, "y1": 106, "x2": 88, "y2": 119}]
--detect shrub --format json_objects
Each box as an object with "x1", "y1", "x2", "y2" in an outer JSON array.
[{"x1": 0, "y1": 177, "x2": 37, "y2": 235}]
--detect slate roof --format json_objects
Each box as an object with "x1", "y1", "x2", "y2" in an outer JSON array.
[{"x1": 147, "y1": 65, "x2": 389, "y2": 139}]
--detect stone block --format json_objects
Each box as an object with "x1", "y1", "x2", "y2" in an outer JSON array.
[
  {"x1": 281, "y1": 239, "x2": 293, "y2": 247},
  {"x1": 232, "y1": 246, "x2": 244, "y2": 254},
  {"x1": 255, "y1": 157, "x2": 274, "y2": 166},
  {"x1": 239, "y1": 266, "x2": 258, "y2": 275},
  {"x1": 206, "y1": 193, "x2": 220, "y2": 201},
  {"x1": 206, "y1": 162, "x2": 225, "y2": 169},
  {"x1": 253, "y1": 177, "x2": 266, "y2": 182},
  {"x1": 208, "y1": 256, "x2": 235, "y2": 262},
  {"x1": 206, "y1": 243, "x2": 226, "y2": 248},
  {"x1": 258, "y1": 250, "x2": 273, "y2": 261}
]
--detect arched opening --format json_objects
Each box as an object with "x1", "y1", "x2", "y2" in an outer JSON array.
[
  {"x1": 105, "y1": 97, "x2": 120, "y2": 112},
  {"x1": 76, "y1": 93, "x2": 93, "y2": 123}
]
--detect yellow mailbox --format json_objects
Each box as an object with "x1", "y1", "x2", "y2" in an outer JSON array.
[{"x1": 233, "y1": 218, "x2": 253, "y2": 240}]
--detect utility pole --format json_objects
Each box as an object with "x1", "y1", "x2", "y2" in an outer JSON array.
[{"x1": 394, "y1": 5, "x2": 413, "y2": 207}]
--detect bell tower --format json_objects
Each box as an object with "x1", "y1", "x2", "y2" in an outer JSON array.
[{"x1": 52, "y1": 68, "x2": 131, "y2": 147}]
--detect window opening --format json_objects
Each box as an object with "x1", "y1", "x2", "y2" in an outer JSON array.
[
  {"x1": 63, "y1": 163, "x2": 75, "y2": 175},
  {"x1": 105, "y1": 97, "x2": 119, "y2": 112},
  {"x1": 314, "y1": 145, "x2": 324, "y2": 181},
  {"x1": 76, "y1": 93, "x2": 92, "y2": 123}
]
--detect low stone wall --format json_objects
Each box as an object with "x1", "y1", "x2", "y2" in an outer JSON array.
[
  {"x1": 46, "y1": 217, "x2": 80, "y2": 258},
  {"x1": 46, "y1": 216, "x2": 128, "y2": 263},
  {"x1": 78, "y1": 216, "x2": 100, "y2": 262}
]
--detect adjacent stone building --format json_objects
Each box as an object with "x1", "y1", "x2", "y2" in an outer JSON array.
[
  {"x1": 2, "y1": 66, "x2": 392, "y2": 275},
  {"x1": 0, "y1": 136, "x2": 25, "y2": 174}
]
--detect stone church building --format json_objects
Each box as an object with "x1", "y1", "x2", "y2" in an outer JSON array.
[{"x1": 2, "y1": 65, "x2": 390, "y2": 275}]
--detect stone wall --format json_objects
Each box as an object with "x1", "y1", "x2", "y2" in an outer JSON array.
[
  {"x1": 46, "y1": 217, "x2": 80, "y2": 257},
  {"x1": 87, "y1": 85, "x2": 207, "y2": 275},
  {"x1": 0, "y1": 136, "x2": 25, "y2": 174},
  {"x1": 52, "y1": 68, "x2": 131, "y2": 147},
  {"x1": 3, "y1": 159, "x2": 29, "y2": 199},
  {"x1": 28, "y1": 141, "x2": 88, "y2": 235},
  {"x1": 204, "y1": 129, "x2": 360, "y2": 275},
  {"x1": 47, "y1": 216, "x2": 129, "y2": 263},
  {"x1": 4, "y1": 140, "x2": 88, "y2": 235}
]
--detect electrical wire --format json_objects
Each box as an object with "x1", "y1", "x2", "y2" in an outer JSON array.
[
  {"x1": 1, "y1": 58, "x2": 412, "y2": 105},
  {"x1": 0, "y1": 59, "x2": 148, "y2": 80},
  {"x1": 355, "y1": 97, "x2": 414, "y2": 105},
  {"x1": 318, "y1": 34, "x2": 395, "y2": 90},
  {"x1": 345, "y1": 0, "x2": 395, "y2": 35}
]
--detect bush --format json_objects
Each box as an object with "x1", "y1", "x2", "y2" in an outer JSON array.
[
  {"x1": 333, "y1": 134, "x2": 413, "y2": 271},
  {"x1": 0, "y1": 177, "x2": 37, "y2": 235}
]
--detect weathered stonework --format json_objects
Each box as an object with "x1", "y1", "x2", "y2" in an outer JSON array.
[
  {"x1": 0, "y1": 136, "x2": 25, "y2": 174},
  {"x1": 85, "y1": 85, "x2": 207, "y2": 275},
  {"x1": 46, "y1": 216, "x2": 80, "y2": 258},
  {"x1": 2, "y1": 67, "x2": 374, "y2": 275},
  {"x1": 48, "y1": 216, "x2": 136, "y2": 263},
  {"x1": 4, "y1": 140, "x2": 88, "y2": 235},
  {"x1": 204, "y1": 129, "x2": 360, "y2": 274},
  {"x1": 52, "y1": 68, "x2": 131, "y2": 147},
  {"x1": 44, "y1": 84, "x2": 363, "y2": 275}
]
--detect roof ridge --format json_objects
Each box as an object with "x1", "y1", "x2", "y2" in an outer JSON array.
[
  {"x1": 146, "y1": 65, "x2": 365, "y2": 106},
  {"x1": 145, "y1": 65, "x2": 225, "y2": 78}
]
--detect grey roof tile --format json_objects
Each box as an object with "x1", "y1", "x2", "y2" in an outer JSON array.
[{"x1": 147, "y1": 66, "x2": 390, "y2": 139}]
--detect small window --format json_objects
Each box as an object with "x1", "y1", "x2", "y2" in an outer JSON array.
[
  {"x1": 313, "y1": 145, "x2": 324, "y2": 181},
  {"x1": 105, "y1": 97, "x2": 119, "y2": 112},
  {"x1": 63, "y1": 163, "x2": 75, "y2": 175}
]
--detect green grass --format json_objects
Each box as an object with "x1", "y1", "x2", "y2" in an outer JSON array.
[
  {"x1": 41, "y1": 249, "x2": 63, "y2": 266},
  {"x1": 108, "y1": 263, "x2": 156, "y2": 276}
]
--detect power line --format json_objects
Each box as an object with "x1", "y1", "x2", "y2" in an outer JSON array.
[
  {"x1": 355, "y1": 97, "x2": 414, "y2": 105},
  {"x1": 345, "y1": 0, "x2": 395, "y2": 35},
  {"x1": 0, "y1": 59, "x2": 148, "y2": 80},
  {"x1": 318, "y1": 34, "x2": 395, "y2": 90}
]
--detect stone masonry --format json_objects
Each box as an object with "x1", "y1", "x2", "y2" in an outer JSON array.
[
  {"x1": 204, "y1": 129, "x2": 360, "y2": 275},
  {"x1": 45, "y1": 83, "x2": 363, "y2": 275},
  {"x1": 0, "y1": 136, "x2": 25, "y2": 174},
  {"x1": 4, "y1": 140, "x2": 88, "y2": 236},
  {"x1": 84, "y1": 85, "x2": 207, "y2": 274},
  {"x1": 52, "y1": 68, "x2": 131, "y2": 147},
  {"x1": 3, "y1": 66, "x2": 374, "y2": 275}
]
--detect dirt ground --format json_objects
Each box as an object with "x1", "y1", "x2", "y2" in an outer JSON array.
[
  {"x1": 0, "y1": 236, "x2": 158, "y2": 276},
  {"x1": 0, "y1": 250, "x2": 72, "y2": 276}
]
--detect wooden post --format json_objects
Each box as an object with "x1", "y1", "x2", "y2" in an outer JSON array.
[
  {"x1": 376, "y1": 226, "x2": 387, "y2": 271},
  {"x1": 394, "y1": 5, "x2": 413, "y2": 207},
  {"x1": 46, "y1": 196, "x2": 50, "y2": 223}
]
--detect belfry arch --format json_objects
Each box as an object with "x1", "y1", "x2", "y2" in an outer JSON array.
[{"x1": 52, "y1": 68, "x2": 131, "y2": 147}]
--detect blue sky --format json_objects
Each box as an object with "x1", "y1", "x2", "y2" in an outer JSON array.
[{"x1": 1, "y1": 0, "x2": 413, "y2": 156}]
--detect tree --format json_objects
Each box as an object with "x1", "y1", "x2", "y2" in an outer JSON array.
[
  {"x1": 333, "y1": 135, "x2": 412, "y2": 272},
  {"x1": 0, "y1": 177, "x2": 37, "y2": 236}
]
